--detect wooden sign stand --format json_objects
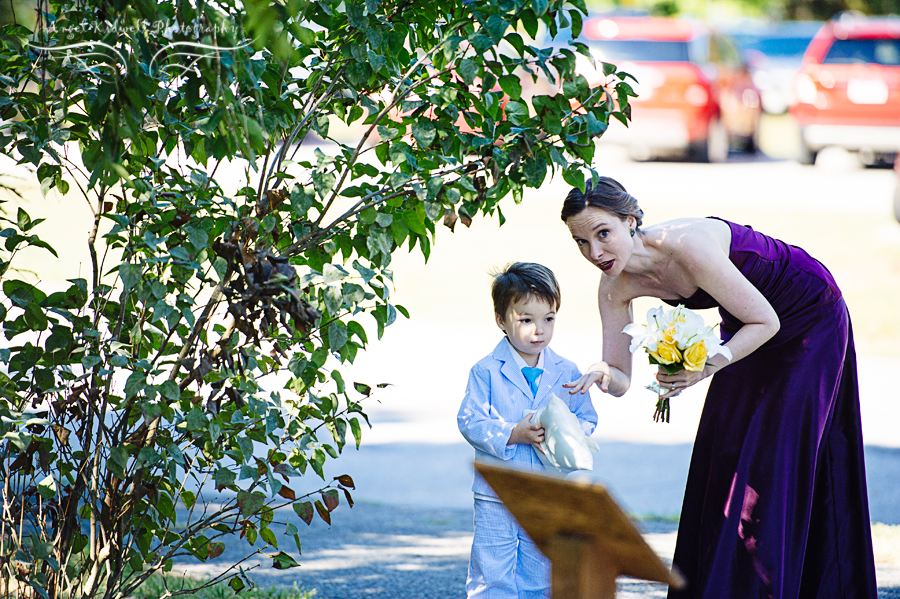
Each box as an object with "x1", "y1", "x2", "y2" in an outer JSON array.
[{"x1": 475, "y1": 462, "x2": 686, "y2": 599}]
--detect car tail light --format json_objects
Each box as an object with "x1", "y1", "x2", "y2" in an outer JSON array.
[
  {"x1": 684, "y1": 84, "x2": 709, "y2": 106},
  {"x1": 742, "y1": 88, "x2": 760, "y2": 109},
  {"x1": 795, "y1": 73, "x2": 818, "y2": 104}
]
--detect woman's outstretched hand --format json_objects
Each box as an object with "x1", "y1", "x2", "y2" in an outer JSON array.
[{"x1": 564, "y1": 361, "x2": 612, "y2": 395}]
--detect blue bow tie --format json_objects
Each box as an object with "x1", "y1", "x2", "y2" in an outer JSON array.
[{"x1": 521, "y1": 367, "x2": 543, "y2": 397}]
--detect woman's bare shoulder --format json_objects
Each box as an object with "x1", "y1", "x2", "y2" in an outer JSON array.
[{"x1": 646, "y1": 217, "x2": 731, "y2": 257}]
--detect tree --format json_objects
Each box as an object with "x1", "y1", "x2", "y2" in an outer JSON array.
[{"x1": 0, "y1": 0, "x2": 633, "y2": 597}]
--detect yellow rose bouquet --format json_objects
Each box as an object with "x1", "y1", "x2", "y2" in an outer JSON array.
[{"x1": 623, "y1": 305, "x2": 732, "y2": 423}]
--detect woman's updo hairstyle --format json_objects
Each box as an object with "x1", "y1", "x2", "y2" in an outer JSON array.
[{"x1": 560, "y1": 176, "x2": 644, "y2": 231}]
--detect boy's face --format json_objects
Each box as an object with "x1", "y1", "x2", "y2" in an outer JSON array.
[{"x1": 495, "y1": 296, "x2": 556, "y2": 366}]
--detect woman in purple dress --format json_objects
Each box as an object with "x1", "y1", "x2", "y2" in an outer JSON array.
[{"x1": 561, "y1": 177, "x2": 877, "y2": 599}]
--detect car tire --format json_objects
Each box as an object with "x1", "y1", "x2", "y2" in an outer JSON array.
[
  {"x1": 691, "y1": 118, "x2": 729, "y2": 163},
  {"x1": 737, "y1": 133, "x2": 757, "y2": 154},
  {"x1": 739, "y1": 122, "x2": 761, "y2": 154},
  {"x1": 798, "y1": 137, "x2": 818, "y2": 166}
]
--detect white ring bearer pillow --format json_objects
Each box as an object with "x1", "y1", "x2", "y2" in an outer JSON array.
[{"x1": 526, "y1": 393, "x2": 599, "y2": 472}]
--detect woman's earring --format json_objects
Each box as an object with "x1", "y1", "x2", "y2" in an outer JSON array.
[{"x1": 630, "y1": 228, "x2": 636, "y2": 237}]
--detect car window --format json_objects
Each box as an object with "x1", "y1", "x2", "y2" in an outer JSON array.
[
  {"x1": 690, "y1": 35, "x2": 710, "y2": 63},
  {"x1": 730, "y1": 35, "x2": 814, "y2": 58},
  {"x1": 586, "y1": 40, "x2": 691, "y2": 62},
  {"x1": 822, "y1": 38, "x2": 900, "y2": 65}
]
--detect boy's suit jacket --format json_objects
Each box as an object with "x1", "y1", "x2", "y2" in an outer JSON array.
[{"x1": 457, "y1": 338, "x2": 599, "y2": 499}]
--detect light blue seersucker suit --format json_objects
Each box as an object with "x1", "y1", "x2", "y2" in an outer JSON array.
[{"x1": 458, "y1": 338, "x2": 598, "y2": 599}]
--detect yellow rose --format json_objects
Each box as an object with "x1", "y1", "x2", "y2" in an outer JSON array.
[
  {"x1": 662, "y1": 325, "x2": 677, "y2": 344},
  {"x1": 682, "y1": 341, "x2": 708, "y2": 372},
  {"x1": 650, "y1": 339, "x2": 682, "y2": 365}
]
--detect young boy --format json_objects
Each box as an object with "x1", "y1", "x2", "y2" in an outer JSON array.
[{"x1": 457, "y1": 262, "x2": 598, "y2": 599}]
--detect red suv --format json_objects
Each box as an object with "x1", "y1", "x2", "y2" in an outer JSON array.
[
  {"x1": 790, "y1": 14, "x2": 900, "y2": 166},
  {"x1": 578, "y1": 16, "x2": 762, "y2": 162}
]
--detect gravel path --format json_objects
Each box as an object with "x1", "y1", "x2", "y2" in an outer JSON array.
[{"x1": 172, "y1": 502, "x2": 900, "y2": 598}]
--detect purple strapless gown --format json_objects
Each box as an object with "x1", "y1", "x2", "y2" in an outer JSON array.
[{"x1": 665, "y1": 218, "x2": 877, "y2": 599}]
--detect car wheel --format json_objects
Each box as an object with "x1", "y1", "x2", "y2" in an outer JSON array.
[
  {"x1": 797, "y1": 137, "x2": 818, "y2": 166},
  {"x1": 690, "y1": 118, "x2": 729, "y2": 163},
  {"x1": 739, "y1": 122, "x2": 761, "y2": 154}
]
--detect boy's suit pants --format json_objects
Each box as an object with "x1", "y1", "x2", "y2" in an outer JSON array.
[{"x1": 466, "y1": 499, "x2": 550, "y2": 599}]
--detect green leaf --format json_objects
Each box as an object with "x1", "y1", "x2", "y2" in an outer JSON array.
[
  {"x1": 159, "y1": 380, "x2": 180, "y2": 401},
  {"x1": 271, "y1": 551, "x2": 300, "y2": 569},
  {"x1": 522, "y1": 156, "x2": 548, "y2": 188},
  {"x1": 16, "y1": 208, "x2": 31, "y2": 231},
  {"x1": 532, "y1": 0, "x2": 549, "y2": 16},
  {"x1": 353, "y1": 260, "x2": 376, "y2": 283},
  {"x1": 562, "y1": 167, "x2": 585, "y2": 191},
  {"x1": 238, "y1": 436, "x2": 254, "y2": 461},
  {"x1": 458, "y1": 58, "x2": 478, "y2": 86},
  {"x1": 520, "y1": 9, "x2": 538, "y2": 39},
  {"x1": 109, "y1": 446, "x2": 129, "y2": 479},
  {"x1": 312, "y1": 169, "x2": 336, "y2": 199},
  {"x1": 328, "y1": 321, "x2": 348, "y2": 351},
  {"x1": 323, "y1": 263, "x2": 349, "y2": 284},
  {"x1": 187, "y1": 227, "x2": 208, "y2": 249},
  {"x1": 37, "y1": 475, "x2": 57, "y2": 499},
  {"x1": 376, "y1": 125, "x2": 399, "y2": 141},
  {"x1": 469, "y1": 34, "x2": 493, "y2": 54},
  {"x1": 294, "y1": 25, "x2": 316, "y2": 46},
  {"x1": 498, "y1": 75, "x2": 522, "y2": 101},
  {"x1": 485, "y1": 15, "x2": 509, "y2": 43},
  {"x1": 505, "y1": 32, "x2": 525, "y2": 56},
  {"x1": 124, "y1": 371, "x2": 146, "y2": 399},
  {"x1": 411, "y1": 120, "x2": 435, "y2": 147},
  {"x1": 349, "y1": 418, "x2": 363, "y2": 449},
  {"x1": 181, "y1": 490, "x2": 196, "y2": 510},
  {"x1": 229, "y1": 576, "x2": 246, "y2": 592},
  {"x1": 82, "y1": 355, "x2": 102, "y2": 369},
  {"x1": 237, "y1": 490, "x2": 266, "y2": 517},
  {"x1": 185, "y1": 408, "x2": 207, "y2": 431},
  {"x1": 170, "y1": 246, "x2": 191, "y2": 261},
  {"x1": 260, "y1": 527, "x2": 278, "y2": 549},
  {"x1": 119, "y1": 263, "x2": 142, "y2": 290},
  {"x1": 570, "y1": 10, "x2": 584, "y2": 39}
]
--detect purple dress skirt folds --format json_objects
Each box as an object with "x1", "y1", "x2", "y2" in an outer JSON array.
[{"x1": 665, "y1": 218, "x2": 877, "y2": 599}]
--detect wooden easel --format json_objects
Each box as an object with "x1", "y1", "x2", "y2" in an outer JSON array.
[{"x1": 475, "y1": 462, "x2": 686, "y2": 599}]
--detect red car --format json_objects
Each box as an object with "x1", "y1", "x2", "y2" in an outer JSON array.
[
  {"x1": 578, "y1": 16, "x2": 762, "y2": 162},
  {"x1": 790, "y1": 14, "x2": 900, "y2": 166}
]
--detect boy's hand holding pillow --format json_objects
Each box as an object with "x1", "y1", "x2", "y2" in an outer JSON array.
[{"x1": 528, "y1": 393, "x2": 599, "y2": 471}]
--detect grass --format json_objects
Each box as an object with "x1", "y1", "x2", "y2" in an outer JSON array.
[
  {"x1": 131, "y1": 574, "x2": 316, "y2": 599},
  {"x1": 631, "y1": 512, "x2": 681, "y2": 523}
]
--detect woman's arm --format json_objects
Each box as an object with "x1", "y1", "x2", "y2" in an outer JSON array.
[
  {"x1": 564, "y1": 281, "x2": 636, "y2": 397},
  {"x1": 656, "y1": 228, "x2": 780, "y2": 397},
  {"x1": 679, "y1": 231, "x2": 780, "y2": 362}
]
